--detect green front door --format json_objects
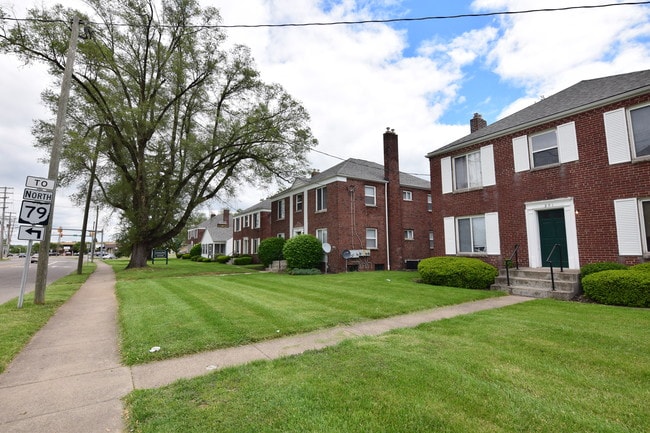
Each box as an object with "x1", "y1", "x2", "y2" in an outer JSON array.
[{"x1": 538, "y1": 209, "x2": 569, "y2": 268}]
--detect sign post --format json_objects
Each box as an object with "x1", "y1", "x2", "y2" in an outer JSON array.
[{"x1": 17, "y1": 175, "x2": 55, "y2": 308}]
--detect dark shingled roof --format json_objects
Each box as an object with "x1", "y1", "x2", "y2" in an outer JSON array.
[
  {"x1": 236, "y1": 199, "x2": 272, "y2": 215},
  {"x1": 427, "y1": 69, "x2": 650, "y2": 157}
]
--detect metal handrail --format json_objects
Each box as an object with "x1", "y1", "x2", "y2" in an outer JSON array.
[
  {"x1": 545, "y1": 243, "x2": 564, "y2": 291},
  {"x1": 505, "y1": 244, "x2": 520, "y2": 287}
]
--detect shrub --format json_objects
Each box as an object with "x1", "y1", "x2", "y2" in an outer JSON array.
[
  {"x1": 580, "y1": 262, "x2": 628, "y2": 279},
  {"x1": 215, "y1": 255, "x2": 230, "y2": 264},
  {"x1": 288, "y1": 268, "x2": 322, "y2": 275},
  {"x1": 418, "y1": 256, "x2": 498, "y2": 290},
  {"x1": 258, "y1": 237, "x2": 286, "y2": 267},
  {"x1": 189, "y1": 244, "x2": 202, "y2": 258},
  {"x1": 233, "y1": 256, "x2": 253, "y2": 266},
  {"x1": 582, "y1": 270, "x2": 650, "y2": 307},
  {"x1": 283, "y1": 234, "x2": 323, "y2": 270},
  {"x1": 631, "y1": 262, "x2": 650, "y2": 273},
  {"x1": 181, "y1": 254, "x2": 192, "y2": 260}
]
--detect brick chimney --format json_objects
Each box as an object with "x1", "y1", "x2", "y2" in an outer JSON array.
[
  {"x1": 470, "y1": 113, "x2": 487, "y2": 133},
  {"x1": 383, "y1": 127, "x2": 403, "y2": 270},
  {"x1": 218, "y1": 209, "x2": 230, "y2": 227}
]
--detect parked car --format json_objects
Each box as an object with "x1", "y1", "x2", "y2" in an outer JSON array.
[
  {"x1": 30, "y1": 253, "x2": 39, "y2": 263},
  {"x1": 101, "y1": 253, "x2": 116, "y2": 259},
  {"x1": 18, "y1": 253, "x2": 26, "y2": 258}
]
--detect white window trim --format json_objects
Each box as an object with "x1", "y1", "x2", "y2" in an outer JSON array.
[
  {"x1": 443, "y1": 213, "x2": 500, "y2": 255},
  {"x1": 365, "y1": 185, "x2": 377, "y2": 206},
  {"x1": 366, "y1": 228, "x2": 378, "y2": 249},
  {"x1": 316, "y1": 186, "x2": 327, "y2": 212},
  {"x1": 404, "y1": 229, "x2": 414, "y2": 240},
  {"x1": 402, "y1": 190, "x2": 413, "y2": 201},
  {"x1": 441, "y1": 145, "x2": 495, "y2": 192},
  {"x1": 513, "y1": 122, "x2": 578, "y2": 172}
]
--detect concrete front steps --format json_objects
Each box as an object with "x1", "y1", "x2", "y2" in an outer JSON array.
[{"x1": 491, "y1": 267, "x2": 581, "y2": 300}]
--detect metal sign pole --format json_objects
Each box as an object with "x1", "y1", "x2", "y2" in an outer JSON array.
[{"x1": 17, "y1": 239, "x2": 33, "y2": 309}]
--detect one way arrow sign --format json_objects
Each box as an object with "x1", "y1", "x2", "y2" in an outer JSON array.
[{"x1": 18, "y1": 225, "x2": 45, "y2": 241}]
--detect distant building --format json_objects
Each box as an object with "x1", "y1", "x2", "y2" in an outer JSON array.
[
  {"x1": 187, "y1": 210, "x2": 233, "y2": 259},
  {"x1": 232, "y1": 199, "x2": 272, "y2": 262}
]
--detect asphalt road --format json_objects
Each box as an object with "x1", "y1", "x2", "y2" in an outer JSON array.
[{"x1": 0, "y1": 256, "x2": 83, "y2": 304}]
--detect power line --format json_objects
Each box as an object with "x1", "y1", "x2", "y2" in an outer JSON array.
[{"x1": 1, "y1": 2, "x2": 648, "y2": 29}]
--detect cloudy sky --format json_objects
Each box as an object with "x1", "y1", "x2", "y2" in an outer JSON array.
[{"x1": 1, "y1": 0, "x2": 649, "y2": 245}]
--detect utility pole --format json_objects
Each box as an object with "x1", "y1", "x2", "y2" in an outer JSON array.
[
  {"x1": 34, "y1": 16, "x2": 80, "y2": 304},
  {"x1": 0, "y1": 186, "x2": 14, "y2": 259}
]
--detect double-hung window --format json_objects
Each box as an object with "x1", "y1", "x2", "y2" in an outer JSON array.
[
  {"x1": 404, "y1": 229, "x2": 414, "y2": 240},
  {"x1": 295, "y1": 194, "x2": 303, "y2": 212},
  {"x1": 402, "y1": 190, "x2": 412, "y2": 201},
  {"x1": 316, "y1": 187, "x2": 327, "y2": 212},
  {"x1": 630, "y1": 105, "x2": 650, "y2": 158},
  {"x1": 277, "y1": 200, "x2": 285, "y2": 220},
  {"x1": 513, "y1": 122, "x2": 578, "y2": 171},
  {"x1": 253, "y1": 212, "x2": 260, "y2": 229},
  {"x1": 365, "y1": 185, "x2": 376, "y2": 206},
  {"x1": 316, "y1": 228, "x2": 328, "y2": 244},
  {"x1": 530, "y1": 130, "x2": 559, "y2": 167},
  {"x1": 457, "y1": 216, "x2": 486, "y2": 253},
  {"x1": 366, "y1": 228, "x2": 378, "y2": 249},
  {"x1": 614, "y1": 198, "x2": 650, "y2": 255},
  {"x1": 454, "y1": 151, "x2": 482, "y2": 189}
]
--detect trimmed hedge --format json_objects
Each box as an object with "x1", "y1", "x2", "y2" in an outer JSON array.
[
  {"x1": 215, "y1": 255, "x2": 230, "y2": 264},
  {"x1": 580, "y1": 262, "x2": 628, "y2": 279},
  {"x1": 631, "y1": 262, "x2": 650, "y2": 273},
  {"x1": 288, "y1": 268, "x2": 322, "y2": 275},
  {"x1": 258, "y1": 237, "x2": 286, "y2": 267},
  {"x1": 418, "y1": 256, "x2": 498, "y2": 290},
  {"x1": 189, "y1": 244, "x2": 202, "y2": 258},
  {"x1": 233, "y1": 256, "x2": 253, "y2": 266},
  {"x1": 582, "y1": 270, "x2": 650, "y2": 307},
  {"x1": 283, "y1": 234, "x2": 323, "y2": 270}
]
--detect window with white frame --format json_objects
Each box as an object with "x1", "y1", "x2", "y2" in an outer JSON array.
[
  {"x1": 234, "y1": 239, "x2": 241, "y2": 254},
  {"x1": 253, "y1": 212, "x2": 260, "y2": 229},
  {"x1": 630, "y1": 104, "x2": 650, "y2": 158},
  {"x1": 316, "y1": 228, "x2": 328, "y2": 244},
  {"x1": 295, "y1": 193, "x2": 303, "y2": 212},
  {"x1": 277, "y1": 199, "x2": 285, "y2": 220},
  {"x1": 513, "y1": 122, "x2": 578, "y2": 172},
  {"x1": 316, "y1": 186, "x2": 327, "y2": 211},
  {"x1": 429, "y1": 231, "x2": 434, "y2": 249},
  {"x1": 530, "y1": 130, "x2": 559, "y2": 167},
  {"x1": 234, "y1": 217, "x2": 240, "y2": 232},
  {"x1": 457, "y1": 216, "x2": 486, "y2": 253},
  {"x1": 454, "y1": 151, "x2": 482, "y2": 189},
  {"x1": 404, "y1": 229, "x2": 414, "y2": 240},
  {"x1": 365, "y1": 185, "x2": 376, "y2": 206},
  {"x1": 252, "y1": 238, "x2": 259, "y2": 254},
  {"x1": 427, "y1": 194, "x2": 432, "y2": 212},
  {"x1": 366, "y1": 228, "x2": 378, "y2": 249},
  {"x1": 441, "y1": 145, "x2": 496, "y2": 193},
  {"x1": 402, "y1": 190, "x2": 412, "y2": 201},
  {"x1": 215, "y1": 242, "x2": 226, "y2": 255},
  {"x1": 277, "y1": 233, "x2": 285, "y2": 239},
  {"x1": 243, "y1": 237, "x2": 249, "y2": 254},
  {"x1": 443, "y1": 213, "x2": 500, "y2": 256},
  {"x1": 243, "y1": 215, "x2": 250, "y2": 228}
]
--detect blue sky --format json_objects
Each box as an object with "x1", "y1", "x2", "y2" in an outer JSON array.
[{"x1": 1, "y1": 0, "x2": 650, "y2": 240}]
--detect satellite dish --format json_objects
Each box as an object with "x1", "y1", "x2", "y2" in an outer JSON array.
[
  {"x1": 322, "y1": 243, "x2": 332, "y2": 253},
  {"x1": 342, "y1": 249, "x2": 351, "y2": 259}
]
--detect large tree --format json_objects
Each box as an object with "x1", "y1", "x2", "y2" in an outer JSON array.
[{"x1": 0, "y1": 0, "x2": 316, "y2": 268}]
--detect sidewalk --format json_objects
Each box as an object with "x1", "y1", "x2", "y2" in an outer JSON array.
[{"x1": 0, "y1": 262, "x2": 534, "y2": 433}]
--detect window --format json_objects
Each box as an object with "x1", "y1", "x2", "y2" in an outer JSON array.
[
  {"x1": 404, "y1": 229, "x2": 414, "y2": 240},
  {"x1": 316, "y1": 228, "x2": 328, "y2": 244},
  {"x1": 427, "y1": 194, "x2": 432, "y2": 212},
  {"x1": 253, "y1": 212, "x2": 260, "y2": 229},
  {"x1": 441, "y1": 145, "x2": 496, "y2": 193},
  {"x1": 454, "y1": 151, "x2": 482, "y2": 189},
  {"x1": 366, "y1": 228, "x2": 378, "y2": 249},
  {"x1": 429, "y1": 231, "x2": 434, "y2": 249},
  {"x1": 530, "y1": 130, "x2": 559, "y2": 167},
  {"x1": 630, "y1": 105, "x2": 650, "y2": 158},
  {"x1": 402, "y1": 190, "x2": 412, "y2": 201},
  {"x1": 316, "y1": 187, "x2": 327, "y2": 211},
  {"x1": 277, "y1": 200, "x2": 285, "y2": 220},
  {"x1": 643, "y1": 200, "x2": 650, "y2": 252},
  {"x1": 513, "y1": 123, "x2": 578, "y2": 172},
  {"x1": 243, "y1": 215, "x2": 250, "y2": 228},
  {"x1": 614, "y1": 198, "x2": 650, "y2": 255},
  {"x1": 234, "y1": 240, "x2": 241, "y2": 255},
  {"x1": 243, "y1": 238, "x2": 249, "y2": 254},
  {"x1": 277, "y1": 233, "x2": 285, "y2": 239},
  {"x1": 234, "y1": 218, "x2": 240, "y2": 232},
  {"x1": 295, "y1": 193, "x2": 303, "y2": 212},
  {"x1": 457, "y1": 216, "x2": 486, "y2": 253},
  {"x1": 215, "y1": 242, "x2": 226, "y2": 255},
  {"x1": 252, "y1": 238, "x2": 259, "y2": 254},
  {"x1": 365, "y1": 185, "x2": 376, "y2": 206}
]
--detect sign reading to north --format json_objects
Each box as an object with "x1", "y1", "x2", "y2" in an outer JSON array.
[
  {"x1": 19, "y1": 200, "x2": 52, "y2": 226},
  {"x1": 23, "y1": 188, "x2": 53, "y2": 202},
  {"x1": 25, "y1": 176, "x2": 55, "y2": 191},
  {"x1": 18, "y1": 225, "x2": 44, "y2": 241}
]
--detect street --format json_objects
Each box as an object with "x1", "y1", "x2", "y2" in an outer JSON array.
[{"x1": 0, "y1": 255, "x2": 82, "y2": 304}]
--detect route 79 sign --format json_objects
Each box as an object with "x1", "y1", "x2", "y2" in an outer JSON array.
[{"x1": 19, "y1": 200, "x2": 51, "y2": 226}]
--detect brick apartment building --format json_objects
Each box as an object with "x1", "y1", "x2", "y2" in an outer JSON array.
[
  {"x1": 427, "y1": 69, "x2": 650, "y2": 270},
  {"x1": 265, "y1": 129, "x2": 433, "y2": 273},
  {"x1": 232, "y1": 199, "x2": 272, "y2": 258}
]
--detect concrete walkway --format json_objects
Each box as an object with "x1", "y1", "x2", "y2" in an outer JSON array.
[{"x1": 0, "y1": 262, "x2": 534, "y2": 433}]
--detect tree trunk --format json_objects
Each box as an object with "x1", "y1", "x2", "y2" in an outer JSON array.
[{"x1": 127, "y1": 242, "x2": 151, "y2": 268}]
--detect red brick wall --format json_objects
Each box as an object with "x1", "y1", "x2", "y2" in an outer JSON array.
[{"x1": 429, "y1": 94, "x2": 650, "y2": 268}]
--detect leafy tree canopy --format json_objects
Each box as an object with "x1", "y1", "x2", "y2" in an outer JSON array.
[{"x1": 0, "y1": 0, "x2": 316, "y2": 268}]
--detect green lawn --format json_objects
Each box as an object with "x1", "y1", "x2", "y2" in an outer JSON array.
[
  {"x1": 0, "y1": 263, "x2": 96, "y2": 373},
  {"x1": 114, "y1": 264, "x2": 502, "y2": 365},
  {"x1": 125, "y1": 300, "x2": 650, "y2": 433}
]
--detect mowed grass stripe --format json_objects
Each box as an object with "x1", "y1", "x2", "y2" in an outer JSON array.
[{"x1": 117, "y1": 270, "x2": 502, "y2": 365}]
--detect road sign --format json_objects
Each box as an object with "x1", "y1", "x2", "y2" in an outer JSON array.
[
  {"x1": 18, "y1": 200, "x2": 51, "y2": 226},
  {"x1": 23, "y1": 188, "x2": 53, "y2": 203},
  {"x1": 25, "y1": 176, "x2": 56, "y2": 191},
  {"x1": 18, "y1": 225, "x2": 44, "y2": 241}
]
